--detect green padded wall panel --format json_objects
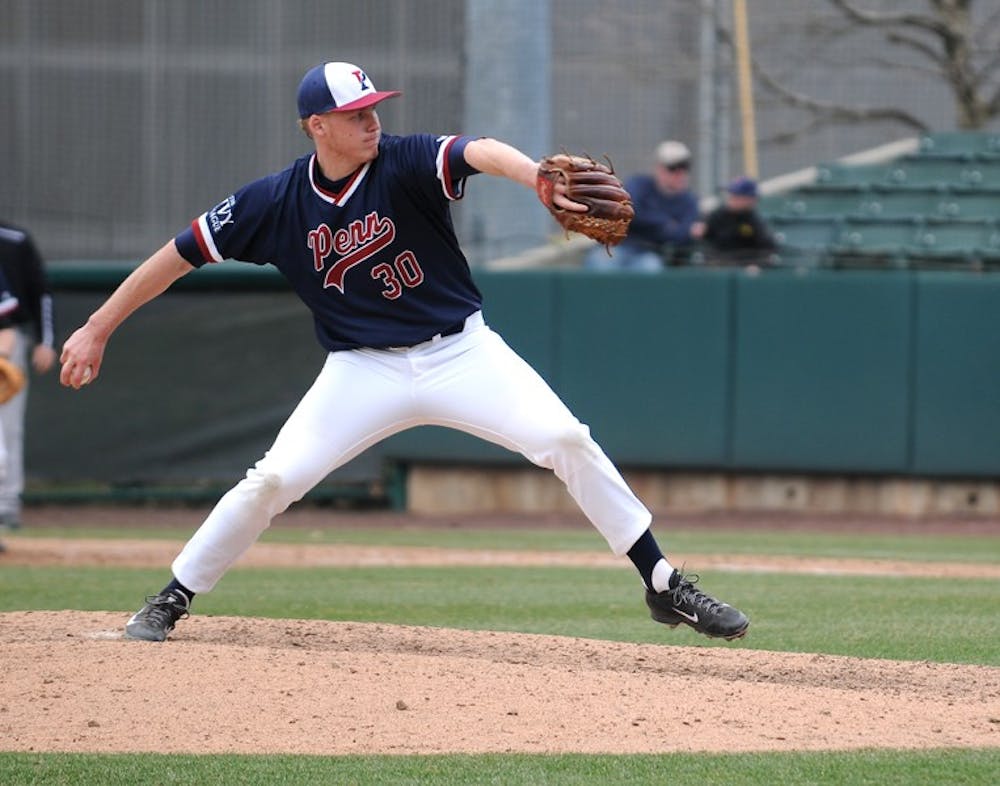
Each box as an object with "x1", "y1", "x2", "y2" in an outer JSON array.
[
  {"x1": 912, "y1": 273, "x2": 1000, "y2": 475},
  {"x1": 553, "y1": 269, "x2": 732, "y2": 465},
  {"x1": 730, "y1": 271, "x2": 913, "y2": 471}
]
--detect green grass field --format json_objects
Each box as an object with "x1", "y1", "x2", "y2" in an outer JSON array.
[
  {"x1": 1, "y1": 748, "x2": 998, "y2": 786},
  {"x1": 1, "y1": 520, "x2": 998, "y2": 785},
  {"x1": 15, "y1": 521, "x2": 1000, "y2": 563}
]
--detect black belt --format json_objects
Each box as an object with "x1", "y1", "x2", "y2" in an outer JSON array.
[
  {"x1": 439, "y1": 317, "x2": 467, "y2": 338},
  {"x1": 385, "y1": 316, "x2": 468, "y2": 351}
]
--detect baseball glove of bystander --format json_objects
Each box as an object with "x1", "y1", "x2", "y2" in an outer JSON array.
[
  {"x1": 536, "y1": 153, "x2": 634, "y2": 250},
  {"x1": 0, "y1": 357, "x2": 25, "y2": 404}
]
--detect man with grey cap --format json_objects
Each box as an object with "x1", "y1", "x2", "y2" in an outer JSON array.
[{"x1": 585, "y1": 140, "x2": 703, "y2": 271}]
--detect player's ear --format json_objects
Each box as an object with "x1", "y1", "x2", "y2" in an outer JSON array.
[
  {"x1": 306, "y1": 115, "x2": 326, "y2": 138},
  {"x1": 303, "y1": 114, "x2": 325, "y2": 140}
]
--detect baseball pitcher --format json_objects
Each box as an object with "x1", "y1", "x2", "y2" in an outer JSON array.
[{"x1": 59, "y1": 62, "x2": 749, "y2": 643}]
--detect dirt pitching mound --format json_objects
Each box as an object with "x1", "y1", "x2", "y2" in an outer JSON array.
[{"x1": 2, "y1": 611, "x2": 999, "y2": 755}]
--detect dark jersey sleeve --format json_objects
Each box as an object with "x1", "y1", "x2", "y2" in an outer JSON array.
[
  {"x1": 392, "y1": 134, "x2": 477, "y2": 203},
  {"x1": 174, "y1": 176, "x2": 279, "y2": 267},
  {"x1": 442, "y1": 134, "x2": 478, "y2": 185}
]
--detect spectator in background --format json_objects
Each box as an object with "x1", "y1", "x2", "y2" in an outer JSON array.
[
  {"x1": 585, "y1": 140, "x2": 703, "y2": 271},
  {"x1": 700, "y1": 176, "x2": 776, "y2": 267},
  {"x1": 0, "y1": 221, "x2": 57, "y2": 533}
]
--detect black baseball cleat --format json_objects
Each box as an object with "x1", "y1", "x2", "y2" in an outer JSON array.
[
  {"x1": 645, "y1": 571, "x2": 749, "y2": 640},
  {"x1": 124, "y1": 591, "x2": 190, "y2": 642}
]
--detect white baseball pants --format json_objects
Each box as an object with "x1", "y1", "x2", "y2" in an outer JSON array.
[{"x1": 172, "y1": 312, "x2": 651, "y2": 593}]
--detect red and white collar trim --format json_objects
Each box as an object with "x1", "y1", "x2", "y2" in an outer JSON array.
[{"x1": 309, "y1": 154, "x2": 370, "y2": 206}]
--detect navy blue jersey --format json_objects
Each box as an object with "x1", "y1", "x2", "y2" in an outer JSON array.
[{"x1": 175, "y1": 134, "x2": 482, "y2": 351}]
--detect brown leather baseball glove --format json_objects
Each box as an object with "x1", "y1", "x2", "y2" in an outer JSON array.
[
  {"x1": 536, "y1": 153, "x2": 634, "y2": 250},
  {"x1": 0, "y1": 357, "x2": 24, "y2": 405}
]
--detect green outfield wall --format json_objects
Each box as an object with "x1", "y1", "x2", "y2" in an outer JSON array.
[{"x1": 30, "y1": 265, "x2": 999, "y2": 499}]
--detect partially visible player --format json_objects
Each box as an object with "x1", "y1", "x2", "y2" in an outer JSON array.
[
  {"x1": 59, "y1": 62, "x2": 749, "y2": 642},
  {"x1": 0, "y1": 261, "x2": 22, "y2": 553},
  {"x1": 0, "y1": 221, "x2": 58, "y2": 531}
]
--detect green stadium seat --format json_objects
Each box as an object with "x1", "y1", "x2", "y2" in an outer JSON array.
[
  {"x1": 755, "y1": 193, "x2": 787, "y2": 215},
  {"x1": 769, "y1": 217, "x2": 839, "y2": 248},
  {"x1": 768, "y1": 217, "x2": 840, "y2": 266},
  {"x1": 908, "y1": 221, "x2": 996, "y2": 262},
  {"x1": 956, "y1": 159, "x2": 1000, "y2": 188},
  {"x1": 979, "y1": 226, "x2": 1000, "y2": 266},
  {"x1": 760, "y1": 133, "x2": 1000, "y2": 269},
  {"x1": 934, "y1": 192, "x2": 999, "y2": 221},
  {"x1": 813, "y1": 163, "x2": 899, "y2": 186},
  {"x1": 829, "y1": 218, "x2": 918, "y2": 266},
  {"x1": 918, "y1": 132, "x2": 1000, "y2": 157},
  {"x1": 777, "y1": 188, "x2": 865, "y2": 218},
  {"x1": 894, "y1": 157, "x2": 1000, "y2": 189},
  {"x1": 892, "y1": 158, "x2": 970, "y2": 187},
  {"x1": 857, "y1": 189, "x2": 942, "y2": 219}
]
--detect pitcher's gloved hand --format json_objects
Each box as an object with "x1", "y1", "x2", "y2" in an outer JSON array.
[{"x1": 536, "y1": 153, "x2": 634, "y2": 251}]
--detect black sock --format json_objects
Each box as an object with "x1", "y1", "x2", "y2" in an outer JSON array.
[
  {"x1": 162, "y1": 577, "x2": 195, "y2": 606},
  {"x1": 626, "y1": 529, "x2": 665, "y2": 591}
]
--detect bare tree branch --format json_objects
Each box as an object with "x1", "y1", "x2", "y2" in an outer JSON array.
[
  {"x1": 753, "y1": 66, "x2": 930, "y2": 132},
  {"x1": 828, "y1": 0, "x2": 951, "y2": 37},
  {"x1": 717, "y1": 1, "x2": 996, "y2": 133},
  {"x1": 715, "y1": 19, "x2": 931, "y2": 135},
  {"x1": 758, "y1": 116, "x2": 828, "y2": 147},
  {"x1": 884, "y1": 31, "x2": 948, "y2": 69},
  {"x1": 861, "y1": 56, "x2": 944, "y2": 81}
]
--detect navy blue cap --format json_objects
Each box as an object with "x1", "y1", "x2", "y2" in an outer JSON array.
[{"x1": 727, "y1": 176, "x2": 758, "y2": 197}]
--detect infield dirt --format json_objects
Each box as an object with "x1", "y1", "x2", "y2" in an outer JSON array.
[
  {"x1": 2, "y1": 508, "x2": 999, "y2": 755},
  {"x1": 2, "y1": 610, "x2": 999, "y2": 755}
]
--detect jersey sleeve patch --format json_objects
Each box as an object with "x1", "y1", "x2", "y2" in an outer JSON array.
[{"x1": 174, "y1": 178, "x2": 278, "y2": 266}]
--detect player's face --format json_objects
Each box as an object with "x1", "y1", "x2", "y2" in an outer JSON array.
[{"x1": 321, "y1": 107, "x2": 382, "y2": 163}]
